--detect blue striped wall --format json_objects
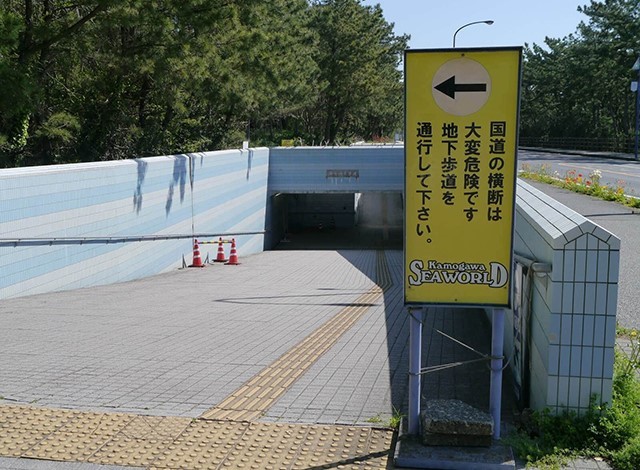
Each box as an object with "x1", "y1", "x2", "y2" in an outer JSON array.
[
  {"x1": 0, "y1": 148, "x2": 269, "y2": 299},
  {"x1": 268, "y1": 146, "x2": 403, "y2": 193}
]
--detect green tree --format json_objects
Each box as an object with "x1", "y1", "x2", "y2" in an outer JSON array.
[
  {"x1": 0, "y1": 0, "x2": 118, "y2": 166},
  {"x1": 308, "y1": 0, "x2": 407, "y2": 144},
  {"x1": 521, "y1": 0, "x2": 640, "y2": 150},
  {"x1": 0, "y1": 0, "x2": 406, "y2": 166},
  {"x1": 218, "y1": 0, "x2": 320, "y2": 147}
]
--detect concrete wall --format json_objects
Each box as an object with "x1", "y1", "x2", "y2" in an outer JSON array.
[
  {"x1": 511, "y1": 180, "x2": 619, "y2": 414},
  {"x1": 0, "y1": 148, "x2": 269, "y2": 299}
]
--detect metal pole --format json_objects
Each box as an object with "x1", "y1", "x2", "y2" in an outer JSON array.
[
  {"x1": 408, "y1": 307, "x2": 423, "y2": 435},
  {"x1": 489, "y1": 308, "x2": 505, "y2": 440},
  {"x1": 635, "y1": 64, "x2": 640, "y2": 160}
]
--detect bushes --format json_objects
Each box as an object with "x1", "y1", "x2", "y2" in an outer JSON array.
[{"x1": 508, "y1": 331, "x2": 640, "y2": 469}]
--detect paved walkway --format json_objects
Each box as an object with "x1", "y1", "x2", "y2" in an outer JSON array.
[{"x1": 0, "y1": 247, "x2": 520, "y2": 469}]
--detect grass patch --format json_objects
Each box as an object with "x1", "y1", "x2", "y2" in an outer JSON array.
[
  {"x1": 365, "y1": 407, "x2": 405, "y2": 430},
  {"x1": 519, "y1": 163, "x2": 640, "y2": 209},
  {"x1": 365, "y1": 415, "x2": 384, "y2": 424},
  {"x1": 507, "y1": 330, "x2": 640, "y2": 469},
  {"x1": 388, "y1": 407, "x2": 404, "y2": 430}
]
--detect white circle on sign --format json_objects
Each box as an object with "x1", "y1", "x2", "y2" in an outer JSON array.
[{"x1": 432, "y1": 57, "x2": 491, "y2": 116}]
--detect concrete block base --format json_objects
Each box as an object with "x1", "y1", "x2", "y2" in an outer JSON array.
[{"x1": 422, "y1": 399, "x2": 493, "y2": 446}]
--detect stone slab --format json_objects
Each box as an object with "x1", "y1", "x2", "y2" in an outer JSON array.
[{"x1": 422, "y1": 399, "x2": 493, "y2": 436}]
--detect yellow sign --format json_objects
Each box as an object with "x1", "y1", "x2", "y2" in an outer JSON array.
[
  {"x1": 281, "y1": 139, "x2": 295, "y2": 147},
  {"x1": 404, "y1": 47, "x2": 522, "y2": 307}
]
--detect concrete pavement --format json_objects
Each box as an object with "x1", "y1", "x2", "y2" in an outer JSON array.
[
  {"x1": 1, "y1": 224, "x2": 625, "y2": 469},
  {"x1": 0, "y1": 246, "x2": 519, "y2": 469}
]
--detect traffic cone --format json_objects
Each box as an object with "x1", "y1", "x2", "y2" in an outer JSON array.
[
  {"x1": 225, "y1": 239, "x2": 240, "y2": 265},
  {"x1": 189, "y1": 239, "x2": 204, "y2": 268},
  {"x1": 213, "y1": 237, "x2": 228, "y2": 263}
]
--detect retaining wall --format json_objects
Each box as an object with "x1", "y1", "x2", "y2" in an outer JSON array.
[
  {"x1": 0, "y1": 148, "x2": 269, "y2": 299},
  {"x1": 510, "y1": 180, "x2": 619, "y2": 413}
]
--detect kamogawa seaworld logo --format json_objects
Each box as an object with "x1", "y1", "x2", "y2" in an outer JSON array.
[{"x1": 407, "y1": 259, "x2": 509, "y2": 288}]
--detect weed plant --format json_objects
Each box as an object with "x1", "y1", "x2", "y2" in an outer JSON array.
[
  {"x1": 365, "y1": 407, "x2": 404, "y2": 430},
  {"x1": 507, "y1": 331, "x2": 640, "y2": 469}
]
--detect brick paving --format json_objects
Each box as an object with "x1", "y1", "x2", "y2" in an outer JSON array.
[
  {"x1": 0, "y1": 251, "x2": 380, "y2": 419},
  {"x1": 0, "y1": 248, "x2": 613, "y2": 468}
]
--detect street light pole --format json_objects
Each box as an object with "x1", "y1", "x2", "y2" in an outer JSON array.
[
  {"x1": 633, "y1": 56, "x2": 640, "y2": 160},
  {"x1": 453, "y1": 20, "x2": 494, "y2": 48}
]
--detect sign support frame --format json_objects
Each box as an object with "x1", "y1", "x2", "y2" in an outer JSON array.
[
  {"x1": 405, "y1": 305, "x2": 506, "y2": 439},
  {"x1": 489, "y1": 308, "x2": 505, "y2": 439},
  {"x1": 403, "y1": 46, "x2": 522, "y2": 440},
  {"x1": 407, "y1": 307, "x2": 423, "y2": 435}
]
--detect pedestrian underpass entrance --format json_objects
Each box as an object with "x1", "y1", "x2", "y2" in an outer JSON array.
[
  {"x1": 270, "y1": 192, "x2": 402, "y2": 250},
  {"x1": 266, "y1": 146, "x2": 404, "y2": 249}
]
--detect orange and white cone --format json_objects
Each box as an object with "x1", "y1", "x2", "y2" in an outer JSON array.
[
  {"x1": 225, "y1": 239, "x2": 240, "y2": 265},
  {"x1": 189, "y1": 239, "x2": 204, "y2": 268},
  {"x1": 213, "y1": 237, "x2": 228, "y2": 263}
]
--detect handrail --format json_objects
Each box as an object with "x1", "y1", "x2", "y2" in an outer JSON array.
[
  {"x1": 0, "y1": 231, "x2": 266, "y2": 247},
  {"x1": 514, "y1": 252, "x2": 552, "y2": 274}
]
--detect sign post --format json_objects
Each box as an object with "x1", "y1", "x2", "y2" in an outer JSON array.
[
  {"x1": 404, "y1": 47, "x2": 522, "y2": 437},
  {"x1": 632, "y1": 56, "x2": 640, "y2": 160},
  {"x1": 408, "y1": 307, "x2": 423, "y2": 435}
]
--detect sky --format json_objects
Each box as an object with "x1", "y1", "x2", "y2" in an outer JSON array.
[{"x1": 360, "y1": 0, "x2": 589, "y2": 50}]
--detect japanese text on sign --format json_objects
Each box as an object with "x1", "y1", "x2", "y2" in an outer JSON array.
[{"x1": 404, "y1": 48, "x2": 522, "y2": 307}]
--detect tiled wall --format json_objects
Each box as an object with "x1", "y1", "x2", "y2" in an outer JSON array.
[
  {"x1": 268, "y1": 146, "x2": 404, "y2": 193},
  {"x1": 512, "y1": 180, "x2": 619, "y2": 413},
  {"x1": 0, "y1": 149, "x2": 269, "y2": 299}
]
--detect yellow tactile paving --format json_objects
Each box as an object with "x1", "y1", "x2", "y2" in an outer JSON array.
[
  {"x1": 88, "y1": 435, "x2": 176, "y2": 468},
  {"x1": 120, "y1": 416, "x2": 192, "y2": 441},
  {"x1": 202, "y1": 252, "x2": 392, "y2": 422},
  {"x1": 59, "y1": 412, "x2": 135, "y2": 436},
  {"x1": 25, "y1": 431, "x2": 113, "y2": 462},
  {"x1": 150, "y1": 420, "x2": 251, "y2": 469},
  {"x1": 0, "y1": 252, "x2": 397, "y2": 468},
  {"x1": 84, "y1": 417, "x2": 191, "y2": 468},
  {"x1": 0, "y1": 406, "x2": 74, "y2": 432},
  {"x1": 0, "y1": 404, "x2": 394, "y2": 468},
  {"x1": 0, "y1": 428, "x2": 49, "y2": 458},
  {"x1": 200, "y1": 287, "x2": 383, "y2": 421},
  {"x1": 376, "y1": 250, "x2": 393, "y2": 291}
]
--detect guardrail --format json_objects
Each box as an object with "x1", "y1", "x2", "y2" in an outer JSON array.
[{"x1": 520, "y1": 136, "x2": 634, "y2": 153}]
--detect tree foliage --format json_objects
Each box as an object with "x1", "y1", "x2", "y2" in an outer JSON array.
[
  {"x1": 0, "y1": 0, "x2": 407, "y2": 167},
  {"x1": 521, "y1": 0, "x2": 640, "y2": 149},
  {"x1": 309, "y1": 0, "x2": 407, "y2": 144}
]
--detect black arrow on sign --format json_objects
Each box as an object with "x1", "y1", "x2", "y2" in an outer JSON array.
[{"x1": 434, "y1": 75, "x2": 487, "y2": 99}]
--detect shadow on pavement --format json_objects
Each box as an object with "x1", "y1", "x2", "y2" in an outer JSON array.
[{"x1": 272, "y1": 226, "x2": 518, "y2": 428}]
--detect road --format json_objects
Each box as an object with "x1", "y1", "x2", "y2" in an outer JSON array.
[
  {"x1": 518, "y1": 150, "x2": 640, "y2": 330},
  {"x1": 519, "y1": 149, "x2": 640, "y2": 197}
]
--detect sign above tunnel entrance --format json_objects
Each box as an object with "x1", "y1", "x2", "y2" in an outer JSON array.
[{"x1": 404, "y1": 47, "x2": 522, "y2": 307}]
